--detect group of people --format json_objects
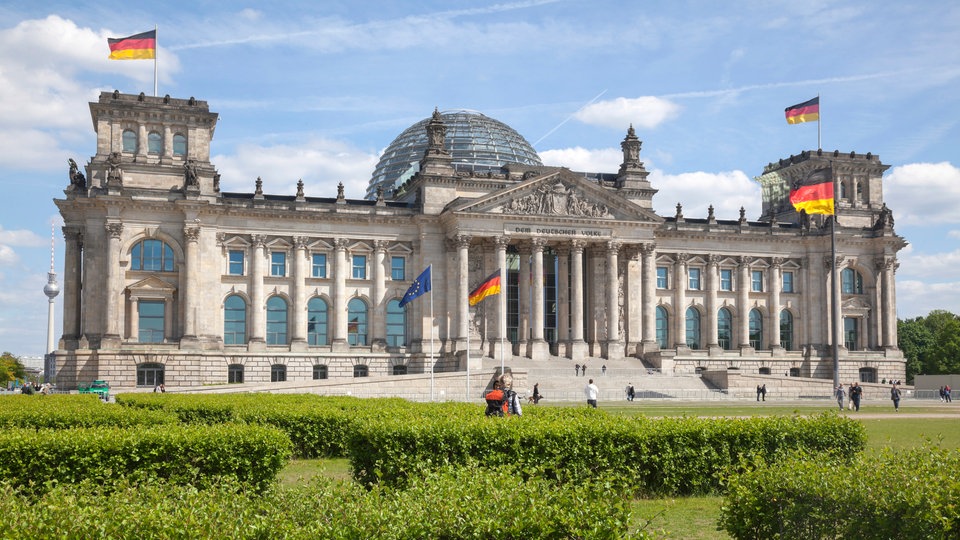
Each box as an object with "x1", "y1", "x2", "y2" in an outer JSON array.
[
  {"x1": 484, "y1": 378, "x2": 524, "y2": 417},
  {"x1": 755, "y1": 384, "x2": 768, "y2": 401},
  {"x1": 574, "y1": 363, "x2": 588, "y2": 376},
  {"x1": 939, "y1": 385, "x2": 953, "y2": 402},
  {"x1": 835, "y1": 382, "x2": 864, "y2": 411}
]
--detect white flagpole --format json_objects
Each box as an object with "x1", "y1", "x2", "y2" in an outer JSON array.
[
  {"x1": 817, "y1": 93, "x2": 821, "y2": 150},
  {"x1": 466, "y1": 314, "x2": 470, "y2": 401},
  {"x1": 430, "y1": 265, "x2": 435, "y2": 402},
  {"x1": 153, "y1": 25, "x2": 158, "y2": 97}
]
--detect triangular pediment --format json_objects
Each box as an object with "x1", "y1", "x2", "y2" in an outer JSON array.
[
  {"x1": 449, "y1": 169, "x2": 662, "y2": 223},
  {"x1": 127, "y1": 276, "x2": 177, "y2": 298}
]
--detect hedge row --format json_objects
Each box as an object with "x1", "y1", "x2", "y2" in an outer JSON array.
[
  {"x1": 0, "y1": 423, "x2": 291, "y2": 493},
  {"x1": 719, "y1": 446, "x2": 960, "y2": 539},
  {"x1": 0, "y1": 465, "x2": 643, "y2": 539},
  {"x1": 349, "y1": 411, "x2": 866, "y2": 496},
  {"x1": 0, "y1": 394, "x2": 177, "y2": 429}
]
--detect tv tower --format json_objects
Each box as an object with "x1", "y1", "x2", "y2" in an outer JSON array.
[{"x1": 42, "y1": 224, "x2": 60, "y2": 383}]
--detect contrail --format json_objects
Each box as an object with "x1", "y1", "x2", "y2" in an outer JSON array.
[{"x1": 532, "y1": 89, "x2": 607, "y2": 148}]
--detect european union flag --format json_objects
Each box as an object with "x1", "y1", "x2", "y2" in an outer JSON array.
[{"x1": 398, "y1": 266, "x2": 431, "y2": 307}]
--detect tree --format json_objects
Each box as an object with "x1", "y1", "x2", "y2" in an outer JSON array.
[
  {"x1": 898, "y1": 310, "x2": 960, "y2": 381},
  {"x1": 0, "y1": 351, "x2": 27, "y2": 386}
]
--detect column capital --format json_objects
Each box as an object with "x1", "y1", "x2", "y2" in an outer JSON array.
[
  {"x1": 771, "y1": 256, "x2": 784, "y2": 269},
  {"x1": 105, "y1": 222, "x2": 123, "y2": 239},
  {"x1": 62, "y1": 226, "x2": 82, "y2": 243},
  {"x1": 293, "y1": 235, "x2": 308, "y2": 249},
  {"x1": 183, "y1": 225, "x2": 200, "y2": 243},
  {"x1": 531, "y1": 237, "x2": 546, "y2": 252},
  {"x1": 675, "y1": 252, "x2": 689, "y2": 265},
  {"x1": 639, "y1": 242, "x2": 656, "y2": 256},
  {"x1": 707, "y1": 253, "x2": 722, "y2": 267},
  {"x1": 493, "y1": 235, "x2": 509, "y2": 250},
  {"x1": 570, "y1": 239, "x2": 586, "y2": 253},
  {"x1": 455, "y1": 233, "x2": 472, "y2": 249},
  {"x1": 251, "y1": 234, "x2": 267, "y2": 248},
  {"x1": 333, "y1": 238, "x2": 349, "y2": 251},
  {"x1": 738, "y1": 255, "x2": 753, "y2": 268},
  {"x1": 373, "y1": 239, "x2": 387, "y2": 252},
  {"x1": 824, "y1": 255, "x2": 844, "y2": 269},
  {"x1": 606, "y1": 240, "x2": 622, "y2": 255}
]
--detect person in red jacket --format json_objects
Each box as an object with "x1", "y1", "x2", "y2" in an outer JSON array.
[{"x1": 485, "y1": 381, "x2": 505, "y2": 417}]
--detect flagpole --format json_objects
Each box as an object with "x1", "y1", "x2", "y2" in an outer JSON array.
[
  {"x1": 153, "y1": 25, "x2": 158, "y2": 97},
  {"x1": 430, "y1": 265, "x2": 435, "y2": 402},
  {"x1": 466, "y1": 313, "x2": 470, "y2": 401},
  {"x1": 830, "y1": 161, "x2": 840, "y2": 389},
  {"x1": 817, "y1": 93, "x2": 821, "y2": 150}
]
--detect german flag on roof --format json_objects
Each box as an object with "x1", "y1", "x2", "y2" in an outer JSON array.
[
  {"x1": 790, "y1": 167, "x2": 834, "y2": 215},
  {"x1": 785, "y1": 97, "x2": 819, "y2": 124},
  {"x1": 108, "y1": 30, "x2": 156, "y2": 60}
]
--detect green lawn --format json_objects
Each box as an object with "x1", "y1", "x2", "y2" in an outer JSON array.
[{"x1": 280, "y1": 401, "x2": 958, "y2": 539}]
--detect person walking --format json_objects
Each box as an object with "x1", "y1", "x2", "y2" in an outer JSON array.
[
  {"x1": 575, "y1": 364, "x2": 580, "y2": 376},
  {"x1": 761, "y1": 384, "x2": 767, "y2": 401},
  {"x1": 626, "y1": 383, "x2": 635, "y2": 401},
  {"x1": 581, "y1": 364, "x2": 587, "y2": 377},
  {"x1": 946, "y1": 385, "x2": 953, "y2": 403},
  {"x1": 835, "y1": 384, "x2": 846, "y2": 411},
  {"x1": 757, "y1": 384, "x2": 762, "y2": 402},
  {"x1": 584, "y1": 378, "x2": 599, "y2": 408},
  {"x1": 891, "y1": 384, "x2": 902, "y2": 411},
  {"x1": 532, "y1": 383, "x2": 541, "y2": 405},
  {"x1": 850, "y1": 382, "x2": 862, "y2": 411}
]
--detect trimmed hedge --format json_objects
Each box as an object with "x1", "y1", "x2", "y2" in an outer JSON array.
[
  {"x1": 719, "y1": 446, "x2": 960, "y2": 539},
  {"x1": 0, "y1": 423, "x2": 291, "y2": 493},
  {"x1": 349, "y1": 411, "x2": 866, "y2": 496},
  {"x1": 0, "y1": 465, "x2": 644, "y2": 539},
  {"x1": 0, "y1": 394, "x2": 177, "y2": 429}
]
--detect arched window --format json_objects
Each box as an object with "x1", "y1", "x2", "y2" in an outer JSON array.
[
  {"x1": 147, "y1": 131, "x2": 162, "y2": 154},
  {"x1": 122, "y1": 129, "x2": 138, "y2": 153},
  {"x1": 749, "y1": 309, "x2": 763, "y2": 349},
  {"x1": 392, "y1": 365, "x2": 408, "y2": 375},
  {"x1": 717, "y1": 308, "x2": 733, "y2": 350},
  {"x1": 271, "y1": 364, "x2": 286, "y2": 382},
  {"x1": 780, "y1": 310, "x2": 794, "y2": 351},
  {"x1": 307, "y1": 297, "x2": 329, "y2": 346},
  {"x1": 347, "y1": 298, "x2": 368, "y2": 346},
  {"x1": 266, "y1": 296, "x2": 288, "y2": 345},
  {"x1": 841, "y1": 268, "x2": 863, "y2": 294},
  {"x1": 685, "y1": 307, "x2": 701, "y2": 349},
  {"x1": 131, "y1": 239, "x2": 175, "y2": 272},
  {"x1": 172, "y1": 134, "x2": 187, "y2": 156},
  {"x1": 655, "y1": 306, "x2": 669, "y2": 349},
  {"x1": 353, "y1": 365, "x2": 369, "y2": 378},
  {"x1": 228, "y1": 364, "x2": 244, "y2": 384},
  {"x1": 313, "y1": 364, "x2": 328, "y2": 380},
  {"x1": 386, "y1": 299, "x2": 405, "y2": 347},
  {"x1": 136, "y1": 363, "x2": 164, "y2": 387},
  {"x1": 223, "y1": 295, "x2": 246, "y2": 345}
]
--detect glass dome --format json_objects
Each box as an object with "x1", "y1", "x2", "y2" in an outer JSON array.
[{"x1": 367, "y1": 110, "x2": 543, "y2": 200}]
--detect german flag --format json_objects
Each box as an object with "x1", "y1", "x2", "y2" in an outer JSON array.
[
  {"x1": 790, "y1": 167, "x2": 834, "y2": 215},
  {"x1": 785, "y1": 97, "x2": 819, "y2": 124},
  {"x1": 108, "y1": 30, "x2": 156, "y2": 60},
  {"x1": 468, "y1": 269, "x2": 501, "y2": 306}
]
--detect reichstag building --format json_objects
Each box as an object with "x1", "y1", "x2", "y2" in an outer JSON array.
[{"x1": 53, "y1": 91, "x2": 906, "y2": 389}]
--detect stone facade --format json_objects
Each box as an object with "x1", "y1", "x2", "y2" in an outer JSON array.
[{"x1": 53, "y1": 92, "x2": 907, "y2": 389}]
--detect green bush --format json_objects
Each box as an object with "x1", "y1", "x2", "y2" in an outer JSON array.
[
  {"x1": 0, "y1": 423, "x2": 291, "y2": 493},
  {"x1": 349, "y1": 411, "x2": 865, "y2": 496},
  {"x1": 718, "y1": 446, "x2": 960, "y2": 539},
  {"x1": 0, "y1": 394, "x2": 177, "y2": 429},
  {"x1": 0, "y1": 465, "x2": 644, "y2": 539}
]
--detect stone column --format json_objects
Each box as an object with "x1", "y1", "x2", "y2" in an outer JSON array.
[
  {"x1": 832, "y1": 257, "x2": 844, "y2": 351},
  {"x1": 129, "y1": 296, "x2": 140, "y2": 341},
  {"x1": 372, "y1": 240, "x2": 387, "y2": 350},
  {"x1": 640, "y1": 243, "x2": 658, "y2": 352},
  {"x1": 624, "y1": 246, "x2": 641, "y2": 355},
  {"x1": 103, "y1": 222, "x2": 123, "y2": 343},
  {"x1": 674, "y1": 253, "x2": 688, "y2": 348},
  {"x1": 528, "y1": 238, "x2": 548, "y2": 358},
  {"x1": 492, "y1": 236, "x2": 510, "y2": 360},
  {"x1": 568, "y1": 240, "x2": 588, "y2": 359},
  {"x1": 517, "y1": 243, "x2": 530, "y2": 354},
  {"x1": 61, "y1": 227, "x2": 82, "y2": 342},
  {"x1": 605, "y1": 240, "x2": 623, "y2": 359},
  {"x1": 706, "y1": 254, "x2": 720, "y2": 351},
  {"x1": 738, "y1": 256, "x2": 751, "y2": 350},
  {"x1": 332, "y1": 238, "x2": 348, "y2": 350},
  {"x1": 556, "y1": 245, "x2": 570, "y2": 352},
  {"x1": 770, "y1": 257, "x2": 783, "y2": 350},
  {"x1": 290, "y1": 236, "x2": 308, "y2": 349},
  {"x1": 163, "y1": 296, "x2": 173, "y2": 340},
  {"x1": 137, "y1": 124, "x2": 148, "y2": 159},
  {"x1": 248, "y1": 234, "x2": 266, "y2": 347},
  {"x1": 162, "y1": 125, "x2": 173, "y2": 161},
  {"x1": 880, "y1": 257, "x2": 898, "y2": 348},
  {"x1": 456, "y1": 234, "x2": 471, "y2": 351},
  {"x1": 182, "y1": 224, "x2": 200, "y2": 342}
]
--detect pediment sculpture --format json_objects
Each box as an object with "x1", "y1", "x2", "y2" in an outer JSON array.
[{"x1": 503, "y1": 182, "x2": 610, "y2": 218}]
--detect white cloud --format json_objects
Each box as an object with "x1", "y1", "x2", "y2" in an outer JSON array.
[
  {"x1": 574, "y1": 96, "x2": 682, "y2": 130},
  {"x1": 0, "y1": 227, "x2": 45, "y2": 247},
  {"x1": 0, "y1": 245, "x2": 19, "y2": 266},
  {"x1": 539, "y1": 147, "x2": 621, "y2": 174},
  {"x1": 896, "y1": 246, "x2": 960, "y2": 280},
  {"x1": 948, "y1": 230, "x2": 960, "y2": 239},
  {"x1": 212, "y1": 138, "x2": 379, "y2": 199},
  {"x1": 650, "y1": 170, "x2": 761, "y2": 219},
  {"x1": 895, "y1": 279, "x2": 960, "y2": 319},
  {"x1": 884, "y1": 162, "x2": 960, "y2": 225}
]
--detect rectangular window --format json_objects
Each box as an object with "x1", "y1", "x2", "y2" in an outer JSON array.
[
  {"x1": 138, "y1": 300, "x2": 165, "y2": 343},
  {"x1": 228, "y1": 250, "x2": 244, "y2": 276},
  {"x1": 391, "y1": 256, "x2": 405, "y2": 281},
  {"x1": 782, "y1": 271, "x2": 794, "y2": 293},
  {"x1": 688, "y1": 268, "x2": 701, "y2": 290},
  {"x1": 311, "y1": 253, "x2": 327, "y2": 278},
  {"x1": 751, "y1": 270, "x2": 764, "y2": 292},
  {"x1": 656, "y1": 267, "x2": 668, "y2": 289},
  {"x1": 352, "y1": 255, "x2": 367, "y2": 279},
  {"x1": 270, "y1": 252, "x2": 286, "y2": 277},
  {"x1": 720, "y1": 269, "x2": 733, "y2": 291}
]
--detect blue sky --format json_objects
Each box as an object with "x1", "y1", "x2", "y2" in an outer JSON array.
[{"x1": 0, "y1": 0, "x2": 958, "y2": 358}]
